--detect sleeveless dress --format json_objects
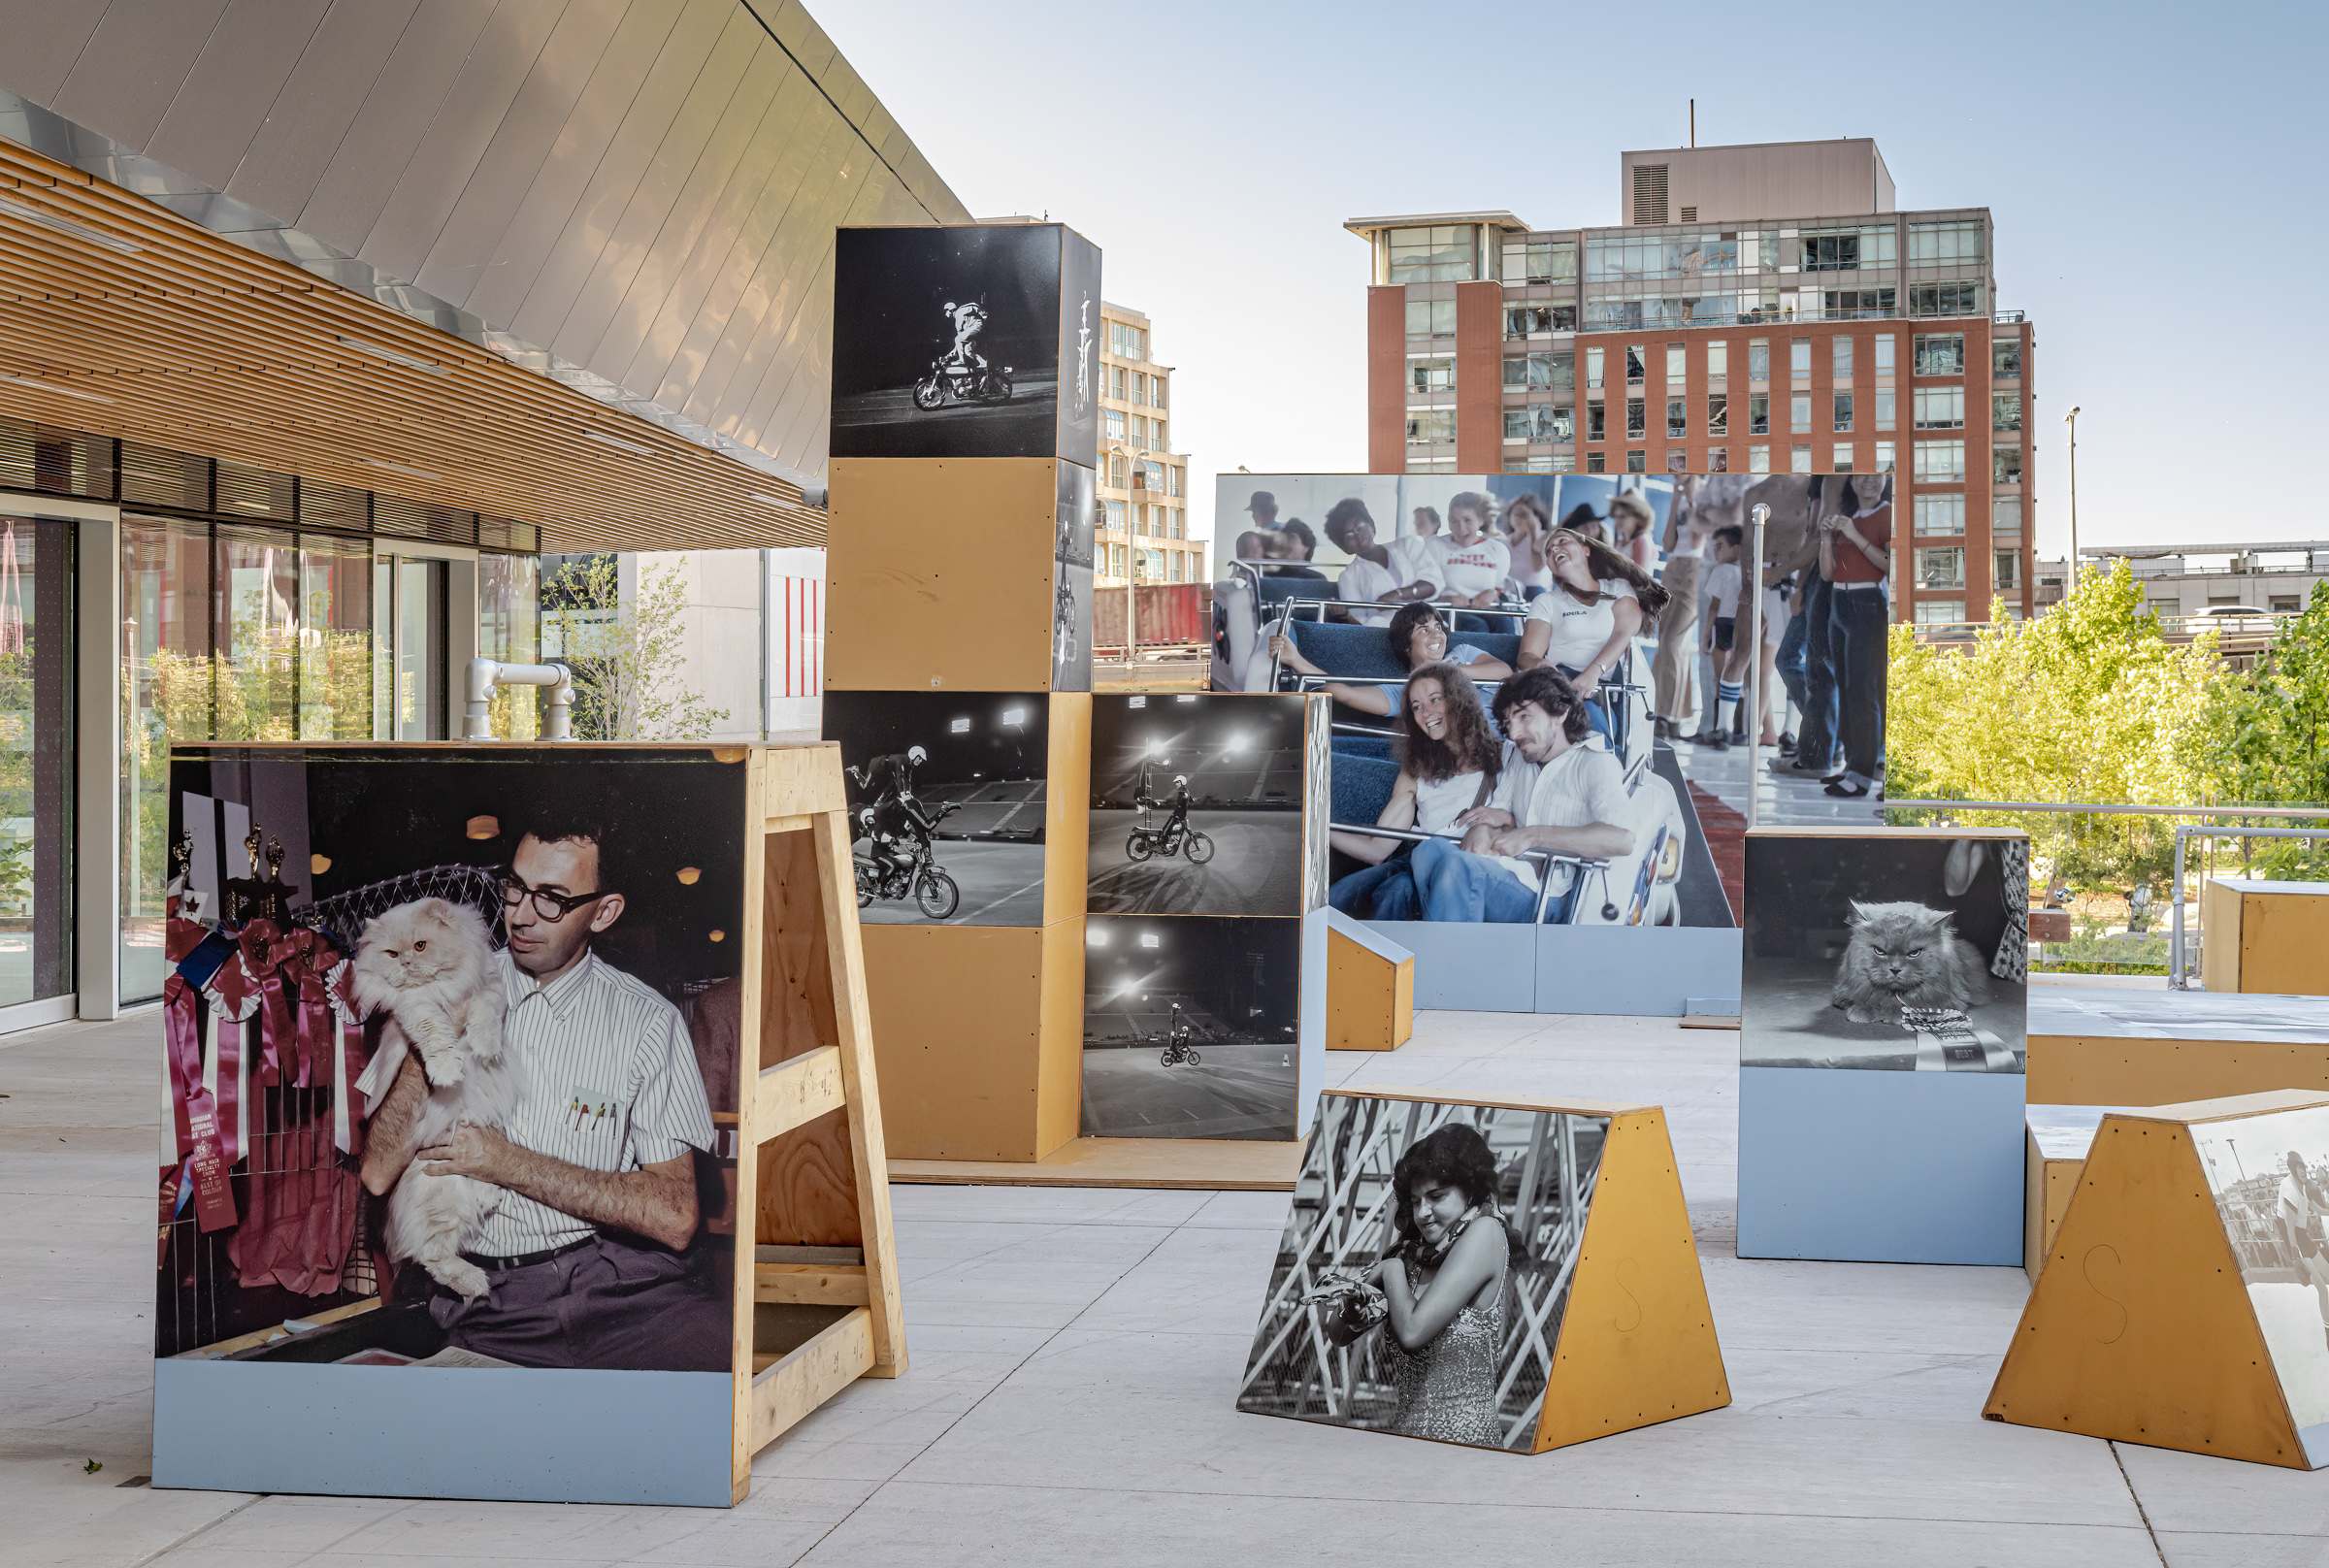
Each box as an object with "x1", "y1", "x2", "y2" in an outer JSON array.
[{"x1": 1384, "y1": 1221, "x2": 1506, "y2": 1446}]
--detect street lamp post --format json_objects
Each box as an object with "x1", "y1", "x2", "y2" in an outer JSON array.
[{"x1": 2063, "y1": 405, "x2": 2081, "y2": 592}]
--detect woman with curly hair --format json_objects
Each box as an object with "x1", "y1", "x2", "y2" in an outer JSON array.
[
  {"x1": 1328, "y1": 663, "x2": 1502, "y2": 920},
  {"x1": 1515, "y1": 527, "x2": 1670, "y2": 740},
  {"x1": 1268, "y1": 602, "x2": 1511, "y2": 720},
  {"x1": 1309, "y1": 1121, "x2": 1523, "y2": 1445}
]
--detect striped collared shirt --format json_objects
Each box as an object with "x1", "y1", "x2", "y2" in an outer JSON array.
[{"x1": 476, "y1": 948, "x2": 713, "y2": 1256}]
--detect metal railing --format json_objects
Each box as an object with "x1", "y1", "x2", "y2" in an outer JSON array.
[{"x1": 2171, "y1": 826, "x2": 2329, "y2": 988}]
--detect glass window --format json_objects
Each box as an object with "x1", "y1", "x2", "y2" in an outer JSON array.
[
  {"x1": 1907, "y1": 220, "x2": 1985, "y2": 265},
  {"x1": 1152, "y1": 377, "x2": 1166, "y2": 409},
  {"x1": 1588, "y1": 402, "x2": 1605, "y2": 441},
  {"x1": 1504, "y1": 300, "x2": 1564, "y2": 337},
  {"x1": 1411, "y1": 357, "x2": 1456, "y2": 392},
  {"x1": 1994, "y1": 550, "x2": 2022, "y2": 591},
  {"x1": 1914, "y1": 333, "x2": 1966, "y2": 376},
  {"x1": 1790, "y1": 339, "x2": 1811, "y2": 379},
  {"x1": 1875, "y1": 334, "x2": 1896, "y2": 374},
  {"x1": 1749, "y1": 393, "x2": 1769, "y2": 435},
  {"x1": 1833, "y1": 442, "x2": 1855, "y2": 473},
  {"x1": 1994, "y1": 444, "x2": 2024, "y2": 484},
  {"x1": 1625, "y1": 450, "x2": 1646, "y2": 474},
  {"x1": 1666, "y1": 449, "x2": 1689, "y2": 474},
  {"x1": 1665, "y1": 344, "x2": 1687, "y2": 381},
  {"x1": 1388, "y1": 224, "x2": 1476, "y2": 284},
  {"x1": 1151, "y1": 420, "x2": 1166, "y2": 451},
  {"x1": 1503, "y1": 235, "x2": 1577, "y2": 284},
  {"x1": 1832, "y1": 338, "x2": 1853, "y2": 377},
  {"x1": 1550, "y1": 405, "x2": 1574, "y2": 441},
  {"x1": 1586, "y1": 452, "x2": 1605, "y2": 474},
  {"x1": 214, "y1": 528, "x2": 301, "y2": 741},
  {"x1": 1548, "y1": 352, "x2": 1575, "y2": 391},
  {"x1": 305, "y1": 535, "x2": 379, "y2": 740},
  {"x1": 1993, "y1": 393, "x2": 2023, "y2": 431},
  {"x1": 1406, "y1": 298, "x2": 1458, "y2": 336},
  {"x1": 1503, "y1": 357, "x2": 1528, "y2": 390},
  {"x1": 1915, "y1": 599, "x2": 1967, "y2": 625},
  {"x1": 1505, "y1": 408, "x2": 1557, "y2": 441},
  {"x1": 121, "y1": 515, "x2": 209, "y2": 1002},
  {"x1": 1105, "y1": 409, "x2": 1126, "y2": 441},
  {"x1": 1913, "y1": 387, "x2": 1965, "y2": 429},
  {"x1": 1789, "y1": 394, "x2": 1811, "y2": 433},
  {"x1": 1749, "y1": 444, "x2": 1770, "y2": 474},
  {"x1": 1104, "y1": 499, "x2": 1127, "y2": 531},
  {"x1": 1915, "y1": 440, "x2": 1966, "y2": 482},
  {"x1": 1709, "y1": 446, "x2": 1729, "y2": 473},
  {"x1": 1586, "y1": 347, "x2": 1605, "y2": 388},
  {"x1": 1909, "y1": 281, "x2": 1984, "y2": 317},
  {"x1": 1992, "y1": 338, "x2": 2022, "y2": 378},
  {"x1": 1875, "y1": 441, "x2": 1895, "y2": 473},
  {"x1": 1798, "y1": 225, "x2": 1896, "y2": 271},
  {"x1": 1747, "y1": 340, "x2": 1769, "y2": 381},
  {"x1": 1707, "y1": 393, "x2": 1728, "y2": 437},
  {"x1": 1707, "y1": 342, "x2": 1728, "y2": 377},
  {"x1": 1790, "y1": 443, "x2": 1813, "y2": 474},
  {"x1": 1405, "y1": 409, "x2": 1456, "y2": 444},
  {"x1": 1625, "y1": 398, "x2": 1646, "y2": 438},
  {"x1": 1875, "y1": 390, "x2": 1896, "y2": 431},
  {"x1": 1108, "y1": 321, "x2": 1147, "y2": 359},
  {"x1": 1917, "y1": 547, "x2": 1967, "y2": 590},
  {"x1": 1833, "y1": 392, "x2": 1854, "y2": 432},
  {"x1": 0, "y1": 514, "x2": 78, "y2": 1009},
  {"x1": 1915, "y1": 495, "x2": 1966, "y2": 536},
  {"x1": 1993, "y1": 497, "x2": 2023, "y2": 535},
  {"x1": 1625, "y1": 345, "x2": 1647, "y2": 384},
  {"x1": 1822, "y1": 287, "x2": 1895, "y2": 319},
  {"x1": 1666, "y1": 398, "x2": 1687, "y2": 439}
]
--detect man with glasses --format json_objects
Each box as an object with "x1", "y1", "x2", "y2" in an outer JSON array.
[{"x1": 358, "y1": 808, "x2": 725, "y2": 1371}]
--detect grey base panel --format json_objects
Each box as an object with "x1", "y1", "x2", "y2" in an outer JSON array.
[
  {"x1": 1362, "y1": 921, "x2": 1741, "y2": 1017},
  {"x1": 1534, "y1": 927, "x2": 1741, "y2": 1016},
  {"x1": 153, "y1": 1360, "x2": 733, "y2": 1507},
  {"x1": 2030, "y1": 985, "x2": 2329, "y2": 1043},
  {"x1": 1736, "y1": 1065, "x2": 2025, "y2": 1266}
]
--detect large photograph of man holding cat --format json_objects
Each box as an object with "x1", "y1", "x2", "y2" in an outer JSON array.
[
  {"x1": 1740, "y1": 832, "x2": 2028, "y2": 1072},
  {"x1": 154, "y1": 748, "x2": 745, "y2": 1373}
]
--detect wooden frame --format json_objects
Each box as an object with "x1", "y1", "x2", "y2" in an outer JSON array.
[{"x1": 730, "y1": 744, "x2": 907, "y2": 1502}]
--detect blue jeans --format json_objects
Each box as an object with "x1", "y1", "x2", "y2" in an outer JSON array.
[
  {"x1": 1329, "y1": 857, "x2": 1419, "y2": 921},
  {"x1": 1791, "y1": 576, "x2": 1839, "y2": 773},
  {"x1": 1775, "y1": 593, "x2": 1810, "y2": 717},
  {"x1": 1828, "y1": 584, "x2": 1888, "y2": 783},
  {"x1": 1412, "y1": 838, "x2": 1544, "y2": 923}
]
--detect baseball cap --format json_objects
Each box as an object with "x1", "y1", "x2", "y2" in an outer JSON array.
[{"x1": 1246, "y1": 491, "x2": 1276, "y2": 512}]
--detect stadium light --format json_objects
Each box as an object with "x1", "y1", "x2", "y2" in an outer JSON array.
[
  {"x1": 1000, "y1": 706, "x2": 1026, "y2": 727},
  {"x1": 1087, "y1": 928, "x2": 1109, "y2": 947},
  {"x1": 1174, "y1": 694, "x2": 1197, "y2": 703},
  {"x1": 1129, "y1": 695, "x2": 1147, "y2": 708},
  {"x1": 1139, "y1": 932, "x2": 1161, "y2": 949},
  {"x1": 1223, "y1": 735, "x2": 1246, "y2": 755},
  {"x1": 950, "y1": 716, "x2": 970, "y2": 733}
]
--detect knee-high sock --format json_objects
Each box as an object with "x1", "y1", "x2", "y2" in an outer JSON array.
[{"x1": 1717, "y1": 679, "x2": 1742, "y2": 731}]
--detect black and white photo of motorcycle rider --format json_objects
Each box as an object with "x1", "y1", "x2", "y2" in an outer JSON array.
[
  {"x1": 824, "y1": 690, "x2": 1049, "y2": 927},
  {"x1": 1082, "y1": 914, "x2": 1301, "y2": 1140},
  {"x1": 831, "y1": 223, "x2": 1089, "y2": 461},
  {"x1": 1052, "y1": 459, "x2": 1097, "y2": 693}
]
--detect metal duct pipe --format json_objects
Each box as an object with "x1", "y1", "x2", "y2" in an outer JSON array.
[{"x1": 462, "y1": 658, "x2": 574, "y2": 740}]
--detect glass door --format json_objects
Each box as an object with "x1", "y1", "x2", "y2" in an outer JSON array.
[
  {"x1": 376, "y1": 553, "x2": 447, "y2": 739},
  {"x1": 0, "y1": 515, "x2": 74, "y2": 1011}
]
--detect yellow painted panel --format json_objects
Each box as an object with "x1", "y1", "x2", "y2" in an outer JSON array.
[
  {"x1": 1327, "y1": 927, "x2": 1411, "y2": 1051},
  {"x1": 826, "y1": 458, "x2": 1061, "y2": 693},
  {"x1": 1533, "y1": 1108, "x2": 1731, "y2": 1452},
  {"x1": 2244, "y1": 890, "x2": 2329, "y2": 997},
  {"x1": 860, "y1": 924, "x2": 1046, "y2": 1160},
  {"x1": 2203, "y1": 879, "x2": 2241, "y2": 994},
  {"x1": 1985, "y1": 1114, "x2": 2306, "y2": 1466},
  {"x1": 1043, "y1": 692, "x2": 1093, "y2": 930},
  {"x1": 1034, "y1": 912, "x2": 1087, "y2": 1160},
  {"x1": 2027, "y1": 1035, "x2": 2329, "y2": 1107}
]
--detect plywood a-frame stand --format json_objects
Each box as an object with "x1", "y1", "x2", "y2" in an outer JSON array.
[
  {"x1": 730, "y1": 744, "x2": 907, "y2": 1503},
  {"x1": 1985, "y1": 1090, "x2": 2329, "y2": 1468}
]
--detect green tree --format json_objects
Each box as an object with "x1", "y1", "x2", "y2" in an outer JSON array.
[
  {"x1": 2191, "y1": 580, "x2": 2329, "y2": 876},
  {"x1": 541, "y1": 555, "x2": 731, "y2": 740},
  {"x1": 1886, "y1": 560, "x2": 2228, "y2": 884}
]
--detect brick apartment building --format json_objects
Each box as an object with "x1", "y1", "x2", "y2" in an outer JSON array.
[{"x1": 1348, "y1": 139, "x2": 2037, "y2": 622}]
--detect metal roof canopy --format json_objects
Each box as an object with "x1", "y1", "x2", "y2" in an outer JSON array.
[
  {"x1": 2083, "y1": 541, "x2": 2329, "y2": 559},
  {"x1": 0, "y1": 136, "x2": 824, "y2": 554}
]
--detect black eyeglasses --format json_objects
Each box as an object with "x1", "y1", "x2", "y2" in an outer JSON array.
[{"x1": 498, "y1": 873, "x2": 613, "y2": 923}]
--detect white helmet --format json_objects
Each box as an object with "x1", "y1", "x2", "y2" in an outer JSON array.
[
  {"x1": 906, "y1": 745, "x2": 927, "y2": 766},
  {"x1": 1172, "y1": 774, "x2": 1188, "y2": 790}
]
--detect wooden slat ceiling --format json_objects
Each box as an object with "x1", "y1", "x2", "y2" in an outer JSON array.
[{"x1": 0, "y1": 137, "x2": 827, "y2": 553}]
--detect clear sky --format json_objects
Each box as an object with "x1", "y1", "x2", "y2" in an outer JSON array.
[{"x1": 821, "y1": 0, "x2": 2324, "y2": 558}]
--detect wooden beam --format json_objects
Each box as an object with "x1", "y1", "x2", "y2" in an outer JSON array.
[
  {"x1": 757, "y1": 1045, "x2": 845, "y2": 1144},
  {"x1": 754, "y1": 1262, "x2": 870, "y2": 1307},
  {"x1": 749, "y1": 1308, "x2": 875, "y2": 1451}
]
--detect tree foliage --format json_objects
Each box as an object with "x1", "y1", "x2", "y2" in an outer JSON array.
[
  {"x1": 541, "y1": 555, "x2": 730, "y2": 741},
  {"x1": 2192, "y1": 580, "x2": 2329, "y2": 876}
]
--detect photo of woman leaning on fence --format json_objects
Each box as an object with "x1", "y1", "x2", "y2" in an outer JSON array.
[{"x1": 1237, "y1": 1095, "x2": 1608, "y2": 1452}]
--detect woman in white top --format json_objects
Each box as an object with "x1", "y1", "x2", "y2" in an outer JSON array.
[
  {"x1": 1516, "y1": 528, "x2": 1670, "y2": 744},
  {"x1": 1271, "y1": 603, "x2": 1513, "y2": 719},
  {"x1": 1328, "y1": 663, "x2": 1502, "y2": 922},
  {"x1": 1500, "y1": 492, "x2": 1555, "y2": 598},
  {"x1": 1432, "y1": 492, "x2": 1512, "y2": 610},
  {"x1": 1610, "y1": 491, "x2": 1659, "y2": 572},
  {"x1": 1325, "y1": 499, "x2": 1436, "y2": 628}
]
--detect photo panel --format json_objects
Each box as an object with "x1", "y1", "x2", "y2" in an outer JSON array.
[
  {"x1": 1087, "y1": 692, "x2": 1307, "y2": 917},
  {"x1": 2187, "y1": 1107, "x2": 2329, "y2": 1449},
  {"x1": 1080, "y1": 914, "x2": 1301, "y2": 1139},
  {"x1": 1237, "y1": 1094, "x2": 1609, "y2": 1452},
  {"x1": 1742, "y1": 832, "x2": 2028, "y2": 1070},
  {"x1": 823, "y1": 691, "x2": 1049, "y2": 927},
  {"x1": 1214, "y1": 474, "x2": 1399, "y2": 579},
  {"x1": 157, "y1": 746, "x2": 746, "y2": 1374},
  {"x1": 1055, "y1": 228, "x2": 1103, "y2": 470},
  {"x1": 1052, "y1": 460, "x2": 1097, "y2": 693},
  {"x1": 831, "y1": 224, "x2": 1068, "y2": 460}
]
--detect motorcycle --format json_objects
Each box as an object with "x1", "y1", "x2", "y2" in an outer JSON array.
[
  {"x1": 1126, "y1": 813, "x2": 1213, "y2": 866},
  {"x1": 1159, "y1": 1033, "x2": 1200, "y2": 1067},
  {"x1": 853, "y1": 802, "x2": 962, "y2": 920},
  {"x1": 912, "y1": 356, "x2": 1013, "y2": 410}
]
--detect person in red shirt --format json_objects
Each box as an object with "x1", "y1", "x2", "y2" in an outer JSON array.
[{"x1": 1820, "y1": 474, "x2": 1891, "y2": 798}]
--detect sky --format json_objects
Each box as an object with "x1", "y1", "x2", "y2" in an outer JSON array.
[{"x1": 819, "y1": 0, "x2": 2325, "y2": 559}]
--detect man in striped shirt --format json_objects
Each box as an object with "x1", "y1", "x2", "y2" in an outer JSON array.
[{"x1": 360, "y1": 808, "x2": 727, "y2": 1372}]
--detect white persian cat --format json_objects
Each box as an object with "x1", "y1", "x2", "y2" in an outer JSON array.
[{"x1": 352, "y1": 898, "x2": 516, "y2": 1299}]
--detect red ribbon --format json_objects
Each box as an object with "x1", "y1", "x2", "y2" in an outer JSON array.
[
  {"x1": 162, "y1": 973, "x2": 201, "y2": 1160},
  {"x1": 234, "y1": 921, "x2": 297, "y2": 1089},
  {"x1": 271, "y1": 928, "x2": 344, "y2": 1091},
  {"x1": 163, "y1": 973, "x2": 236, "y2": 1232}
]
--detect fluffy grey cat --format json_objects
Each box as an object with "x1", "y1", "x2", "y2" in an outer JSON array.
[
  {"x1": 352, "y1": 898, "x2": 515, "y2": 1300},
  {"x1": 1830, "y1": 900, "x2": 1989, "y2": 1025}
]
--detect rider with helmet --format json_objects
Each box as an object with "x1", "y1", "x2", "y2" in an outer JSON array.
[
  {"x1": 848, "y1": 745, "x2": 935, "y2": 881},
  {"x1": 939, "y1": 301, "x2": 988, "y2": 375},
  {"x1": 1137, "y1": 772, "x2": 1193, "y2": 842}
]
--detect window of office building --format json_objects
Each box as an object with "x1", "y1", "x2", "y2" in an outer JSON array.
[
  {"x1": 1503, "y1": 351, "x2": 1571, "y2": 391},
  {"x1": 1708, "y1": 393, "x2": 1728, "y2": 436},
  {"x1": 1502, "y1": 235, "x2": 1577, "y2": 284},
  {"x1": 1707, "y1": 342, "x2": 1728, "y2": 377},
  {"x1": 1406, "y1": 298, "x2": 1457, "y2": 336},
  {"x1": 1748, "y1": 340, "x2": 1769, "y2": 381},
  {"x1": 1915, "y1": 495, "x2": 1965, "y2": 536},
  {"x1": 1833, "y1": 338, "x2": 1854, "y2": 377},
  {"x1": 1914, "y1": 387, "x2": 1965, "y2": 429},
  {"x1": 1504, "y1": 300, "x2": 1565, "y2": 336},
  {"x1": 1625, "y1": 450, "x2": 1646, "y2": 474},
  {"x1": 1823, "y1": 287, "x2": 1895, "y2": 319},
  {"x1": 1152, "y1": 419, "x2": 1166, "y2": 450},
  {"x1": 1908, "y1": 220, "x2": 1985, "y2": 266},
  {"x1": 1708, "y1": 446, "x2": 1729, "y2": 473},
  {"x1": 1790, "y1": 394, "x2": 1811, "y2": 433},
  {"x1": 1586, "y1": 347, "x2": 1604, "y2": 389},
  {"x1": 1665, "y1": 343, "x2": 1687, "y2": 381},
  {"x1": 1914, "y1": 333, "x2": 1966, "y2": 376},
  {"x1": 1833, "y1": 392, "x2": 1854, "y2": 432},
  {"x1": 1915, "y1": 599, "x2": 1967, "y2": 625},
  {"x1": 1666, "y1": 398, "x2": 1687, "y2": 439},
  {"x1": 1626, "y1": 398, "x2": 1646, "y2": 438},
  {"x1": 1108, "y1": 321, "x2": 1146, "y2": 359},
  {"x1": 1110, "y1": 366, "x2": 1128, "y2": 400},
  {"x1": 1625, "y1": 345, "x2": 1647, "y2": 384},
  {"x1": 1993, "y1": 393, "x2": 2022, "y2": 431},
  {"x1": 1586, "y1": 453, "x2": 1605, "y2": 473},
  {"x1": 1917, "y1": 547, "x2": 1967, "y2": 590},
  {"x1": 1994, "y1": 551, "x2": 2022, "y2": 591},
  {"x1": 1132, "y1": 372, "x2": 1147, "y2": 404},
  {"x1": 1993, "y1": 338, "x2": 2022, "y2": 378},
  {"x1": 1550, "y1": 405, "x2": 1574, "y2": 441},
  {"x1": 1105, "y1": 499, "x2": 1127, "y2": 531},
  {"x1": 1875, "y1": 390, "x2": 1896, "y2": 431},
  {"x1": 1994, "y1": 444, "x2": 2024, "y2": 484},
  {"x1": 1666, "y1": 450, "x2": 1689, "y2": 474},
  {"x1": 1106, "y1": 451, "x2": 1127, "y2": 487},
  {"x1": 1506, "y1": 407, "x2": 1558, "y2": 441},
  {"x1": 1588, "y1": 402, "x2": 1605, "y2": 441},
  {"x1": 2273, "y1": 595, "x2": 2303, "y2": 613},
  {"x1": 1151, "y1": 377, "x2": 1166, "y2": 408},
  {"x1": 1875, "y1": 441, "x2": 1895, "y2": 473},
  {"x1": 1791, "y1": 443, "x2": 1812, "y2": 474},
  {"x1": 1915, "y1": 440, "x2": 1966, "y2": 482},
  {"x1": 1749, "y1": 393, "x2": 1769, "y2": 435},
  {"x1": 1749, "y1": 444, "x2": 1770, "y2": 474},
  {"x1": 1790, "y1": 339, "x2": 1812, "y2": 379},
  {"x1": 1833, "y1": 443, "x2": 1855, "y2": 473},
  {"x1": 1800, "y1": 224, "x2": 1897, "y2": 272},
  {"x1": 1411, "y1": 357, "x2": 1455, "y2": 393},
  {"x1": 1993, "y1": 497, "x2": 2022, "y2": 535},
  {"x1": 1909, "y1": 281, "x2": 1984, "y2": 317},
  {"x1": 1388, "y1": 225, "x2": 1476, "y2": 284},
  {"x1": 1105, "y1": 409, "x2": 1126, "y2": 441},
  {"x1": 1875, "y1": 334, "x2": 1896, "y2": 375},
  {"x1": 1406, "y1": 409, "x2": 1456, "y2": 444}
]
